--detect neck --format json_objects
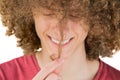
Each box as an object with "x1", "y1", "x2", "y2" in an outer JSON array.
[
  {"x1": 58, "y1": 45, "x2": 99, "y2": 80},
  {"x1": 60, "y1": 53, "x2": 99, "y2": 80}
]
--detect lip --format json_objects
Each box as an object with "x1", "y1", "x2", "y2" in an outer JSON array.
[{"x1": 48, "y1": 35, "x2": 74, "y2": 48}]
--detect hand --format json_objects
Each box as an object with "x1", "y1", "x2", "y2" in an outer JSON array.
[{"x1": 32, "y1": 59, "x2": 64, "y2": 80}]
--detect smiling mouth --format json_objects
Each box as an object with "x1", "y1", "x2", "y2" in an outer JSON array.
[{"x1": 48, "y1": 36, "x2": 74, "y2": 46}]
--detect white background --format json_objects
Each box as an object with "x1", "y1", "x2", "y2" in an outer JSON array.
[{"x1": 0, "y1": 18, "x2": 120, "y2": 70}]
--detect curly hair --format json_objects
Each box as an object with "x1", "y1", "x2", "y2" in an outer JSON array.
[{"x1": 0, "y1": 0, "x2": 120, "y2": 60}]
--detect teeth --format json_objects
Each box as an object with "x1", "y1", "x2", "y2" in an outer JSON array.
[
  {"x1": 51, "y1": 38, "x2": 71, "y2": 45},
  {"x1": 61, "y1": 39, "x2": 70, "y2": 44},
  {"x1": 51, "y1": 38, "x2": 60, "y2": 44}
]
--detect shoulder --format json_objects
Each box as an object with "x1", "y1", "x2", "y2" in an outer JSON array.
[
  {"x1": 0, "y1": 54, "x2": 37, "y2": 68},
  {"x1": 0, "y1": 54, "x2": 40, "y2": 80},
  {"x1": 95, "y1": 59, "x2": 120, "y2": 80},
  {"x1": 102, "y1": 61, "x2": 120, "y2": 78}
]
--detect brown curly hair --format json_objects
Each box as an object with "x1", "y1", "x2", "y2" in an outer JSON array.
[{"x1": 0, "y1": 0, "x2": 120, "y2": 60}]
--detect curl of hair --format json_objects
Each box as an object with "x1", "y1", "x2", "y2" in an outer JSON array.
[{"x1": 0, "y1": 0, "x2": 120, "y2": 60}]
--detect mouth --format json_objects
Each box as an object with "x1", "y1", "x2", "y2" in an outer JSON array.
[{"x1": 48, "y1": 35, "x2": 74, "y2": 46}]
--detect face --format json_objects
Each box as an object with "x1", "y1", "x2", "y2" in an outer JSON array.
[{"x1": 33, "y1": 8, "x2": 89, "y2": 59}]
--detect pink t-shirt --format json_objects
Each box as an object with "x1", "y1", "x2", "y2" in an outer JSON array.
[{"x1": 0, "y1": 54, "x2": 120, "y2": 80}]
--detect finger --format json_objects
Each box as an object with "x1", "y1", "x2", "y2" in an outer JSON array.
[
  {"x1": 32, "y1": 59, "x2": 64, "y2": 80},
  {"x1": 53, "y1": 58, "x2": 64, "y2": 74},
  {"x1": 45, "y1": 73, "x2": 62, "y2": 80},
  {"x1": 53, "y1": 64, "x2": 63, "y2": 75}
]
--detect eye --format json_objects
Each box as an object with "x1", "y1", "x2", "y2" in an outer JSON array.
[
  {"x1": 43, "y1": 12, "x2": 55, "y2": 16},
  {"x1": 69, "y1": 14, "x2": 80, "y2": 22},
  {"x1": 69, "y1": 14, "x2": 79, "y2": 18}
]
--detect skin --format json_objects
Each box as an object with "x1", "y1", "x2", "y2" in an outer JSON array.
[
  {"x1": 32, "y1": 59, "x2": 64, "y2": 80},
  {"x1": 32, "y1": 8, "x2": 99, "y2": 80}
]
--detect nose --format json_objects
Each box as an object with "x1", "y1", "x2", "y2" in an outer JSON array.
[
  {"x1": 51, "y1": 18, "x2": 71, "y2": 40},
  {"x1": 59, "y1": 18, "x2": 70, "y2": 34}
]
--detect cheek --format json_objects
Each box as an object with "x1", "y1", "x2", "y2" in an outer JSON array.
[
  {"x1": 34, "y1": 18, "x2": 50, "y2": 37},
  {"x1": 74, "y1": 24, "x2": 88, "y2": 41}
]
